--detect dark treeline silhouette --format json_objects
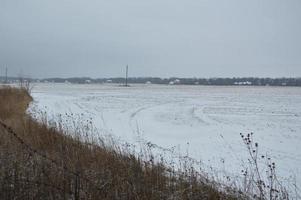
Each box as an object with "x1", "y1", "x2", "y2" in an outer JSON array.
[{"x1": 1, "y1": 76, "x2": 301, "y2": 86}]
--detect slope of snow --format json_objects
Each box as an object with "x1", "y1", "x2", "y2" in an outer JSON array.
[{"x1": 28, "y1": 83, "x2": 301, "y2": 190}]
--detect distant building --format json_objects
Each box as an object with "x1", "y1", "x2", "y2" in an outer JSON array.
[
  {"x1": 234, "y1": 81, "x2": 252, "y2": 85},
  {"x1": 145, "y1": 81, "x2": 152, "y2": 84},
  {"x1": 174, "y1": 79, "x2": 180, "y2": 84},
  {"x1": 85, "y1": 80, "x2": 91, "y2": 84}
]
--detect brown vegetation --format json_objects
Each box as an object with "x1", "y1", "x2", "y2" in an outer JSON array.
[{"x1": 0, "y1": 86, "x2": 242, "y2": 199}]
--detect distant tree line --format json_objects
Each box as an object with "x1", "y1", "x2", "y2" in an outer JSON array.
[
  {"x1": 40, "y1": 77, "x2": 301, "y2": 86},
  {"x1": 1, "y1": 76, "x2": 301, "y2": 86}
]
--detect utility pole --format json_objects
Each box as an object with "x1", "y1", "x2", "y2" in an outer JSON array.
[
  {"x1": 5, "y1": 67, "x2": 8, "y2": 84},
  {"x1": 125, "y1": 65, "x2": 128, "y2": 87}
]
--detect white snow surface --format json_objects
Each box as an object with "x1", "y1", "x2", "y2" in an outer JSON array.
[{"x1": 28, "y1": 83, "x2": 301, "y2": 189}]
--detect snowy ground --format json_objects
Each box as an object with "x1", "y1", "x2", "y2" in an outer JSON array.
[{"x1": 28, "y1": 83, "x2": 301, "y2": 190}]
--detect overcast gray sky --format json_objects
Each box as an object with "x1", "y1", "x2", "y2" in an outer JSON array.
[{"x1": 1, "y1": 0, "x2": 301, "y2": 78}]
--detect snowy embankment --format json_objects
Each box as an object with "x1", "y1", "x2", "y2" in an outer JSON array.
[{"x1": 28, "y1": 83, "x2": 301, "y2": 192}]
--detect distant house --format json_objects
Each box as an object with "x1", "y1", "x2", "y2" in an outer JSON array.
[
  {"x1": 85, "y1": 80, "x2": 91, "y2": 84},
  {"x1": 106, "y1": 79, "x2": 112, "y2": 83},
  {"x1": 145, "y1": 81, "x2": 152, "y2": 84},
  {"x1": 234, "y1": 81, "x2": 252, "y2": 85},
  {"x1": 169, "y1": 79, "x2": 180, "y2": 85},
  {"x1": 174, "y1": 79, "x2": 180, "y2": 84}
]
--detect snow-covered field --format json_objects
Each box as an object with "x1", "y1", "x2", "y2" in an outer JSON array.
[{"x1": 28, "y1": 83, "x2": 301, "y2": 189}]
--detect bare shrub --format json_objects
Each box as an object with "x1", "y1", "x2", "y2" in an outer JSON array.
[
  {"x1": 18, "y1": 75, "x2": 34, "y2": 94},
  {"x1": 240, "y1": 133, "x2": 290, "y2": 200}
]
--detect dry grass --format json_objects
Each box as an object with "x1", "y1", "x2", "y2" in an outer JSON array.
[{"x1": 0, "y1": 86, "x2": 242, "y2": 199}]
